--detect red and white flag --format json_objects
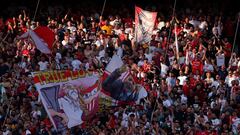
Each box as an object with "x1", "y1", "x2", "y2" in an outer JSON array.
[
  {"x1": 20, "y1": 26, "x2": 55, "y2": 54},
  {"x1": 135, "y1": 6, "x2": 157, "y2": 44}
]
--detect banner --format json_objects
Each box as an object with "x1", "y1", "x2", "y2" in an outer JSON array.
[
  {"x1": 100, "y1": 55, "x2": 147, "y2": 109},
  {"x1": 32, "y1": 70, "x2": 100, "y2": 131},
  {"x1": 135, "y1": 6, "x2": 157, "y2": 44}
]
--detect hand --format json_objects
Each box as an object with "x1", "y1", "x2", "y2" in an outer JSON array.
[{"x1": 119, "y1": 65, "x2": 128, "y2": 73}]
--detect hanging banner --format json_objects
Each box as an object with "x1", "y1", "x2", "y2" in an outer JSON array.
[
  {"x1": 135, "y1": 6, "x2": 157, "y2": 44},
  {"x1": 32, "y1": 70, "x2": 100, "y2": 131},
  {"x1": 100, "y1": 55, "x2": 148, "y2": 109}
]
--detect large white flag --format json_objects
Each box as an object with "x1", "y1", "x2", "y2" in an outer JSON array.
[{"x1": 135, "y1": 6, "x2": 157, "y2": 44}]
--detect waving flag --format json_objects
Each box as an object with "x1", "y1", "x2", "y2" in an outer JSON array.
[
  {"x1": 135, "y1": 6, "x2": 157, "y2": 44},
  {"x1": 20, "y1": 26, "x2": 55, "y2": 54},
  {"x1": 32, "y1": 70, "x2": 100, "y2": 130},
  {"x1": 100, "y1": 55, "x2": 148, "y2": 109}
]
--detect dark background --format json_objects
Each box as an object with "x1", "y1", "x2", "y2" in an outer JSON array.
[{"x1": 0, "y1": 0, "x2": 239, "y2": 19}]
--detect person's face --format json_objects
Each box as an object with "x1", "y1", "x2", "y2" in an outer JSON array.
[
  {"x1": 68, "y1": 89, "x2": 79, "y2": 100},
  {"x1": 41, "y1": 57, "x2": 45, "y2": 62}
]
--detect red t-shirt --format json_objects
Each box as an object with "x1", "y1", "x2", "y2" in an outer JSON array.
[
  {"x1": 182, "y1": 84, "x2": 191, "y2": 96},
  {"x1": 224, "y1": 43, "x2": 232, "y2": 57},
  {"x1": 191, "y1": 59, "x2": 203, "y2": 75}
]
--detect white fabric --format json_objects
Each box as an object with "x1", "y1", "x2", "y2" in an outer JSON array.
[
  {"x1": 105, "y1": 55, "x2": 124, "y2": 73},
  {"x1": 38, "y1": 61, "x2": 48, "y2": 71},
  {"x1": 71, "y1": 59, "x2": 82, "y2": 71},
  {"x1": 58, "y1": 97, "x2": 83, "y2": 128},
  {"x1": 178, "y1": 76, "x2": 187, "y2": 85},
  {"x1": 160, "y1": 63, "x2": 169, "y2": 77},
  {"x1": 26, "y1": 30, "x2": 51, "y2": 54},
  {"x1": 216, "y1": 53, "x2": 225, "y2": 67},
  {"x1": 135, "y1": 6, "x2": 157, "y2": 43}
]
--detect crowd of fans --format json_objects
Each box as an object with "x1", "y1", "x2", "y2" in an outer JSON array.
[{"x1": 0, "y1": 3, "x2": 240, "y2": 135}]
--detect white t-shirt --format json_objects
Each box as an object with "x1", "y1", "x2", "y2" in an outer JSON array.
[
  {"x1": 58, "y1": 97, "x2": 83, "y2": 128},
  {"x1": 157, "y1": 21, "x2": 165, "y2": 30},
  {"x1": 211, "y1": 118, "x2": 221, "y2": 128},
  {"x1": 38, "y1": 61, "x2": 48, "y2": 71},
  {"x1": 216, "y1": 53, "x2": 225, "y2": 67},
  {"x1": 178, "y1": 75, "x2": 187, "y2": 85},
  {"x1": 199, "y1": 21, "x2": 208, "y2": 30},
  {"x1": 55, "y1": 52, "x2": 62, "y2": 64},
  {"x1": 179, "y1": 56, "x2": 186, "y2": 65},
  {"x1": 71, "y1": 59, "x2": 82, "y2": 71},
  {"x1": 238, "y1": 60, "x2": 240, "y2": 67},
  {"x1": 163, "y1": 99, "x2": 172, "y2": 107},
  {"x1": 211, "y1": 81, "x2": 220, "y2": 88},
  {"x1": 145, "y1": 53, "x2": 153, "y2": 62},
  {"x1": 137, "y1": 60, "x2": 144, "y2": 67},
  {"x1": 203, "y1": 63, "x2": 214, "y2": 72},
  {"x1": 116, "y1": 47, "x2": 123, "y2": 58},
  {"x1": 160, "y1": 63, "x2": 169, "y2": 77},
  {"x1": 168, "y1": 56, "x2": 175, "y2": 65}
]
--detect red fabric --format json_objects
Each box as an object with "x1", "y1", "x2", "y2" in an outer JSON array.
[
  {"x1": 43, "y1": 118, "x2": 52, "y2": 129},
  {"x1": 143, "y1": 63, "x2": 150, "y2": 72},
  {"x1": 182, "y1": 84, "x2": 190, "y2": 96},
  {"x1": 191, "y1": 39, "x2": 199, "y2": 49},
  {"x1": 22, "y1": 49, "x2": 29, "y2": 57},
  {"x1": 17, "y1": 83, "x2": 27, "y2": 94},
  {"x1": 224, "y1": 43, "x2": 232, "y2": 57},
  {"x1": 191, "y1": 59, "x2": 203, "y2": 75},
  {"x1": 224, "y1": 20, "x2": 234, "y2": 37},
  {"x1": 123, "y1": 18, "x2": 133, "y2": 28},
  {"x1": 196, "y1": 131, "x2": 209, "y2": 135},
  {"x1": 108, "y1": 116, "x2": 116, "y2": 128},
  {"x1": 0, "y1": 18, "x2": 4, "y2": 30},
  {"x1": 99, "y1": 20, "x2": 106, "y2": 27},
  {"x1": 28, "y1": 91, "x2": 39, "y2": 98},
  {"x1": 34, "y1": 26, "x2": 55, "y2": 50}
]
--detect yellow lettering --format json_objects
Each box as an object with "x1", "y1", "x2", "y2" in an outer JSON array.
[
  {"x1": 43, "y1": 72, "x2": 51, "y2": 84},
  {"x1": 78, "y1": 70, "x2": 86, "y2": 78},
  {"x1": 70, "y1": 71, "x2": 78, "y2": 80},
  {"x1": 59, "y1": 71, "x2": 68, "y2": 82},
  {"x1": 49, "y1": 71, "x2": 60, "y2": 83}
]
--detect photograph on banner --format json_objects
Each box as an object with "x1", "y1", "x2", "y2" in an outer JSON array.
[
  {"x1": 32, "y1": 70, "x2": 100, "y2": 130},
  {"x1": 101, "y1": 55, "x2": 148, "y2": 105},
  {"x1": 135, "y1": 6, "x2": 157, "y2": 44}
]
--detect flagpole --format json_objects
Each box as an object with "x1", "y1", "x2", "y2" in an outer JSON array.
[
  {"x1": 174, "y1": 23, "x2": 179, "y2": 61},
  {"x1": 229, "y1": 13, "x2": 240, "y2": 65},
  {"x1": 164, "y1": 0, "x2": 177, "y2": 61},
  {"x1": 96, "y1": 0, "x2": 107, "y2": 34},
  {"x1": 33, "y1": 0, "x2": 41, "y2": 22}
]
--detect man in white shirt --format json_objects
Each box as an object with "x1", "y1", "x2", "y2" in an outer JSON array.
[
  {"x1": 160, "y1": 62, "x2": 169, "y2": 78},
  {"x1": 38, "y1": 56, "x2": 49, "y2": 71},
  {"x1": 178, "y1": 70, "x2": 187, "y2": 86},
  {"x1": 71, "y1": 55, "x2": 82, "y2": 71},
  {"x1": 216, "y1": 51, "x2": 225, "y2": 67},
  {"x1": 203, "y1": 60, "x2": 214, "y2": 73}
]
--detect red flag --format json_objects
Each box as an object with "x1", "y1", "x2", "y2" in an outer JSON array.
[
  {"x1": 34, "y1": 26, "x2": 55, "y2": 50},
  {"x1": 19, "y1": 26, "x2": 55, "y2": 54}
]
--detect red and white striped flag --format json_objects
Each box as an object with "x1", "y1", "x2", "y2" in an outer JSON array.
[
  {"x1": 19, "y1": 26, "x2": 55, "y2": 54},
  {"x1": 135, "y1": 6, "x2": 157, "y2": 44}
]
